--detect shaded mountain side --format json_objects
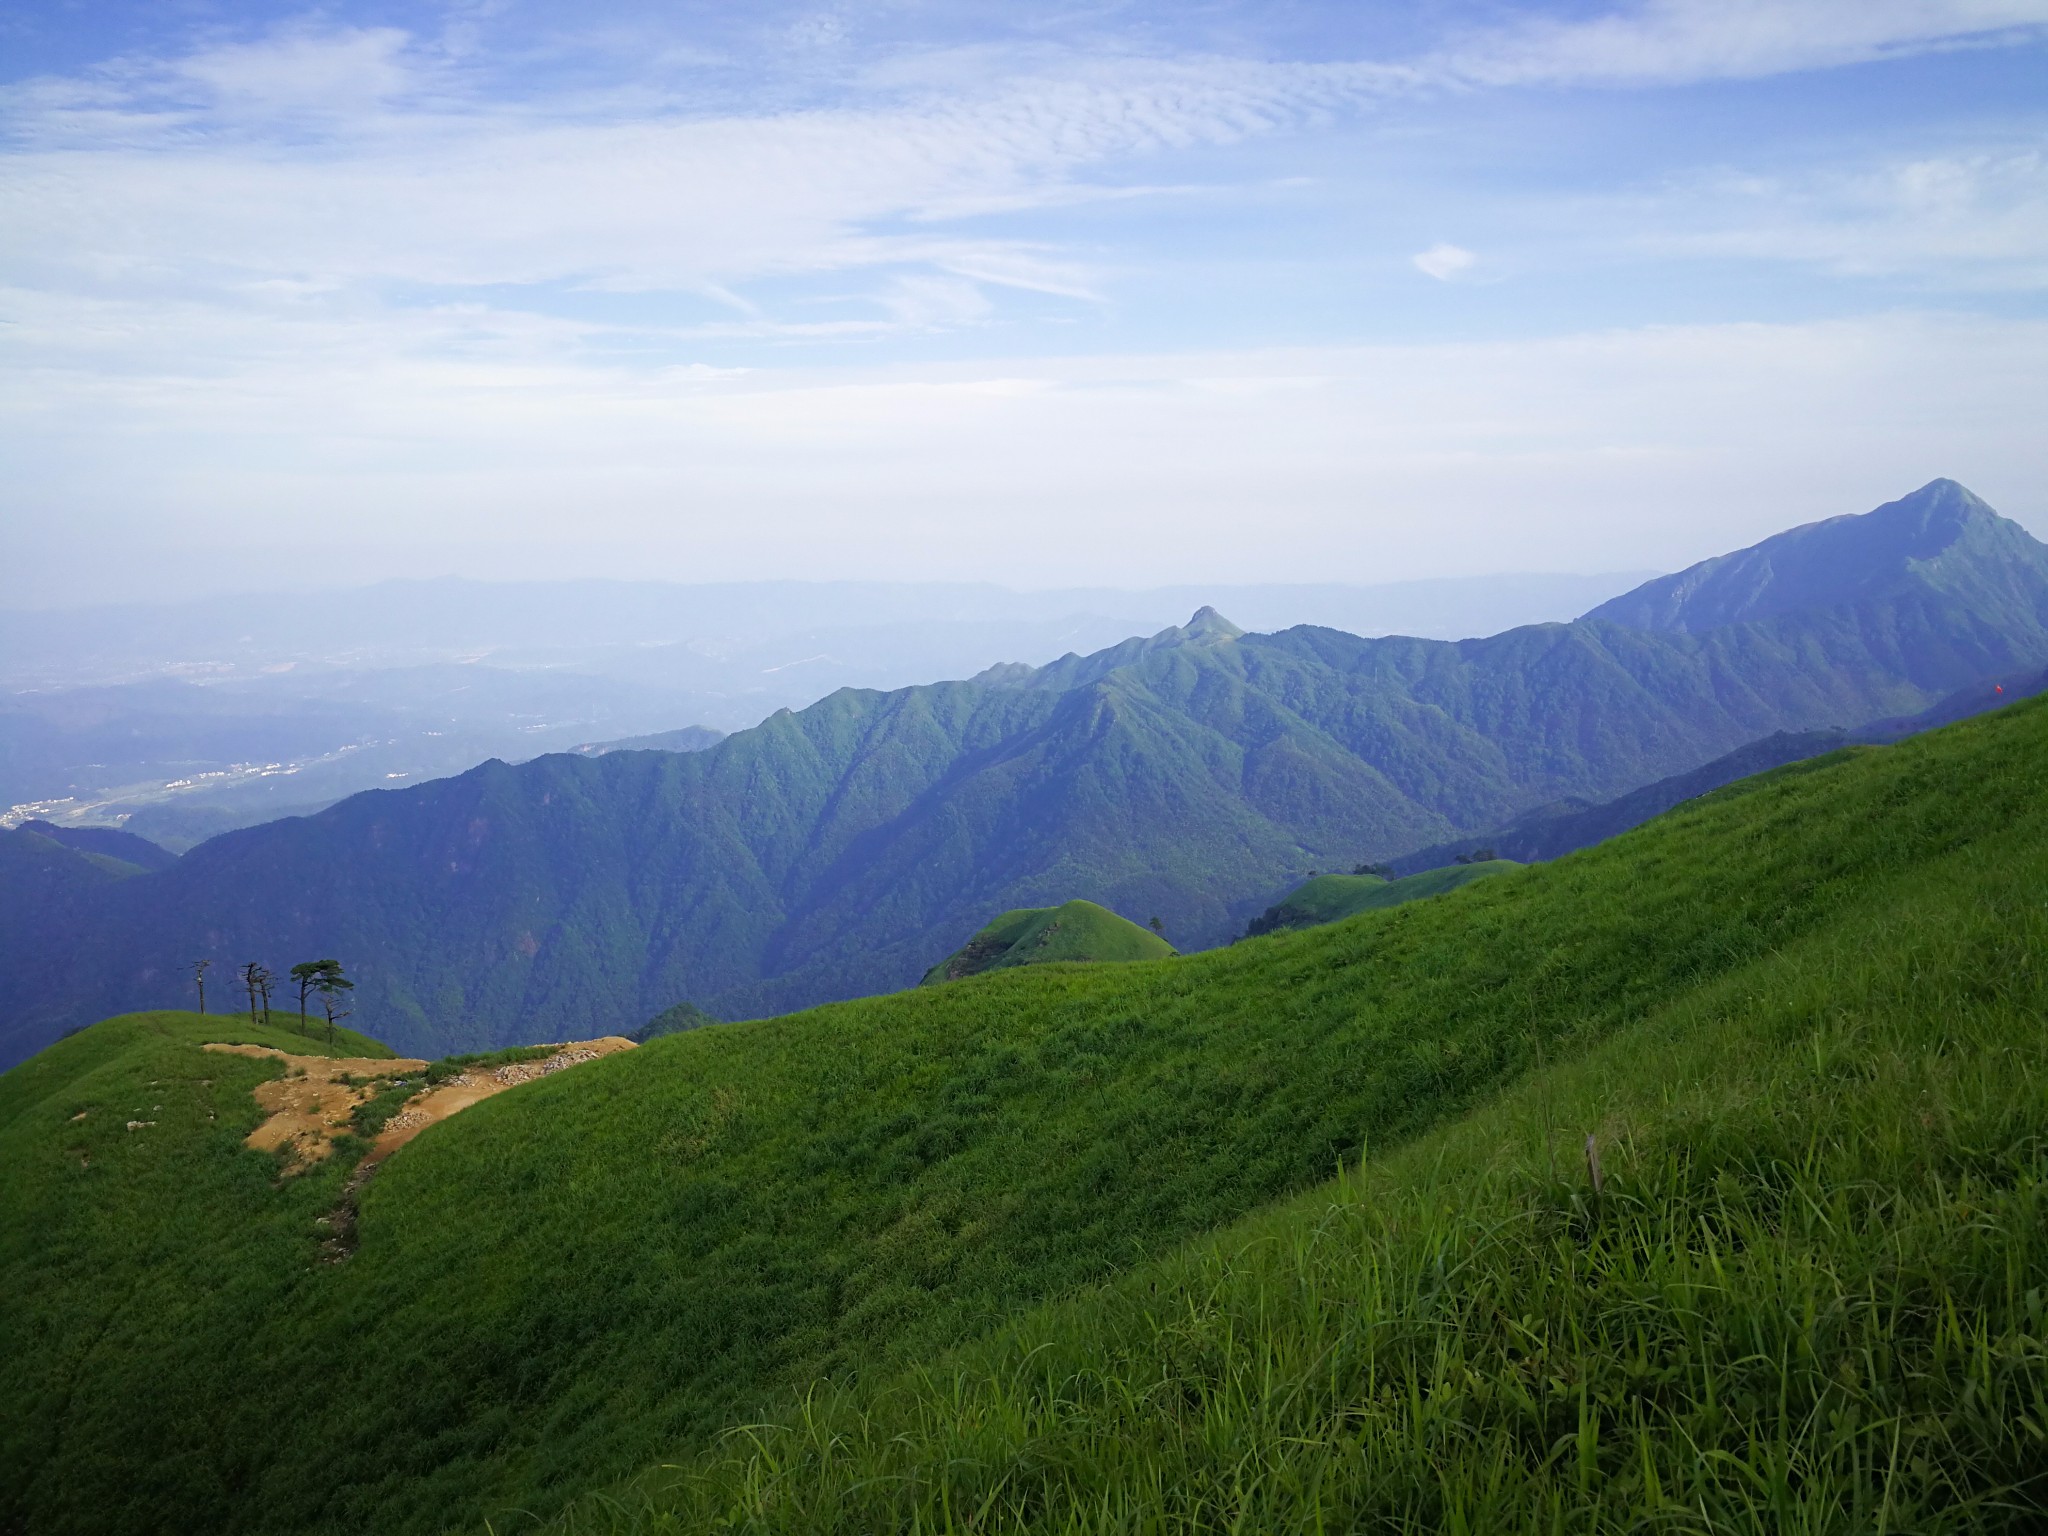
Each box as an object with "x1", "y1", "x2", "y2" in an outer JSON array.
[
  {"x1": 0, "y1": 824, "x2": 135, "y2": 907},
  {"x1": 5, "y1": 482, "x2": 2048, "y2": 1064},
  {"x1": 1243, "y1": 861, "x2": 1518, "y2": 937},
  {"x1": 15, "y1": 820, "x2": 178, "y2": 873},
  {"x1": 571, "y1": 726, "x2": 726, "y2": 756},
  {"x1": 1387, "y1": 660, "x2": 2048, "y2": 877},
  {"x1": 922, "y1": 900, "x2": 1172, "y2": 984},
  {"x1": 1386, "y1": 731, "x2": 1853, "y2": 874},
  {"x1": 1849, "y1": 663, "x2": 2048, "y2": 742}
]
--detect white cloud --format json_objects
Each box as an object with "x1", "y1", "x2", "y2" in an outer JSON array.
[
  {"x1": 1412, "y1": 243, "x2": 1477, "y2": 281},
  {"x1": 9, "y1": 1, "x2": 2029, "y2": 285},
  {"x1": 3, "y1": 7, "x2": 2047, "y2": 606},
  {"x1": 0, "y1": 33, "x2": 1403, "y2": 311},
  {"x1": 4, "y1": 312, "x2": 2043, "y2": 602},
  {"x1": 1, "y1": 7, "x2": 2041, "y2": 337},
  {"x1": 1637, "y1": 146, "x2": 2048, "y2": 285},
  {"x1": 1440, "y1": 0, "x2": 2048, "y2": 89}
]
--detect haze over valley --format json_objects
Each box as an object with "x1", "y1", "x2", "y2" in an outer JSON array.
[{"x1": 0, "y1": 572, "x2": 1642, "y2": 846}]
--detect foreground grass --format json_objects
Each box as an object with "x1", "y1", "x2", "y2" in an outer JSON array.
[
  {"x1": 4, "y1": 702, "x2": 2046, "y2": 1534},
  {"x1": 0, "y1": 1012, "x2": 391, "y2": 1528},
  {"x1": 560, "y1": 803, "x2": 2048, "y2": 1532}
]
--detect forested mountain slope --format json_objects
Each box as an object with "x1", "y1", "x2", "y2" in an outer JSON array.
[{"x1": 3, "y1": 480, "x2": 2045, "y2": 1063}]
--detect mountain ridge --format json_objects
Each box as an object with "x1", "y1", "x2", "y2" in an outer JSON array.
[
  {"x1": 4, "y1": 481, "x2": 2046, "y2": 1064},
  {"x1": 1581, "y1": 479, "x2": 2048, "y2": 634}
]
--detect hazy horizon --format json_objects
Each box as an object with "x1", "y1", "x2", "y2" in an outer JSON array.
[
  {"x1": 5, "y1": 3, "x2": 2046, "y2": 605},
  {"x1": 0, "y1": 566, "x2": 1655, "y2": 616}
]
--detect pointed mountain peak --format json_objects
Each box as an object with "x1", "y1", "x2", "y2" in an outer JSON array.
[
  {"x1": 1865, "y1": 477, "x2": 1994, "y2": 535},
  {"x1": 1181, "y1": 606, "x2": 1244, "y2": 642},
  {"x1": 1581, "y1": 480, "x2": 2044, "y2": 635}
]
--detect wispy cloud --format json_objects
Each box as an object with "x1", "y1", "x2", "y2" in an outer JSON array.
[
  {"x1": 3, "y1": 5, "x2": 2042, "y2": 344},
  {"x1": 1437, "y1": 0, "x2": 2048, "y2": 88},
  {"x1": 1638, "y1": 146, "x2": 2048, "y2": 286},
  {"x1": 2, "y1": 3, "x2": 2046, "y2": 603},
  {"x1": 1412, "y1": 244, "x2": 1478, "y2": 281},
  {"x1": 0, "y1": 31, "x2": 1400, "y2": 313},
  {"x1": 5, "y1": 5, "x2": 2030, "y2": 275}
]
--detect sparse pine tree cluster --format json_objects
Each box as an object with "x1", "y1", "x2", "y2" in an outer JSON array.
[{"x1": 200, "y1": 956, "x2": 354, "y2": 1042}]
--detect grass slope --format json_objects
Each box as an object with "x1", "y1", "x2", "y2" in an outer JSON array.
[
  {"x1": 4, "y1": 700, "x2": 2047, "y2": 1533},
  {"x1": 577, "y1": 749, "x2": 2048, "y2": 1532},
  {"x1": 923, "y1": 899, "x2": 1173, "y2": 983},
  {"x1": 1246, "y1": 860, "x2": 1518, "y2": 935},
  {"x1": 0, "y1": 1012, "x2": 393, "y2": 1532}
]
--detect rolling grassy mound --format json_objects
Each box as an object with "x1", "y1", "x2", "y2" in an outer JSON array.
[
  {"x1": 3, "y1": 699, "x2": 2046, "y2": 1533},
  {"x1": 1244, "y1": 859, "x2": 1519, "y2": 935},
  {"x1": 922, "y1": 899, "x2": 1173, "y2": 983}
]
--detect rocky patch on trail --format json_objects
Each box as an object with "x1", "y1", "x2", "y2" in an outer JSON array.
[{"x1": 370, "y1": 1041, "x2": 632, "y2": 1155}]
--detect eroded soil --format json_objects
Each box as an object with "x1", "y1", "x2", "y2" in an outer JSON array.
[
  {"x1": 204, "y1": 1037, "x2": 638, "y2": 1177},
  {"x1": 367, "y1": 1037, "x2": 637, "y2": 1164},
  {"x1": 203, "y1": 1045, "x2": 427, "y2": 1172}
]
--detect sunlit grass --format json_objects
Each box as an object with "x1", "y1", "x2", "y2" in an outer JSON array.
[
  {"x1": 5, "y1": 700, "x2": 2047, "y2": 1534},
  {"x1": 556, "y1": 824, "x2": 2048, "y2": 1532}
]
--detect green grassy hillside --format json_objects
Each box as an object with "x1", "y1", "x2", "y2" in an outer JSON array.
[
  {"x1": 4, "y1": 699, "x2": 2047, "y2": 1533},
  {"x1": 0, "y1": 1011, "x2": 395, "y2": 1533},
  {"x1": 571, "y1": 744, "x2": 2048, "y2": 1532},
  {"x1": 1245, "y1": 860, "x2": 1518, "y2": 935},
  {"x1": 923, "y1": 899, "x2": 1173, "y2": 983},
  {"x1": 631, "y1": 999, "x2": 719, "y2": 1041}
]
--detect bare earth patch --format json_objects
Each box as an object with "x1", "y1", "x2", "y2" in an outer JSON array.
[
  {"x1": 367, "y1": 1037, "x2": 637, "y2": 1165},
  {"x1": 203, "y1": 1037, "x2": 638, "y2": 1176},
  {"x1": 203, "y1": 1045, "x2": 427, "y2": 1172}
]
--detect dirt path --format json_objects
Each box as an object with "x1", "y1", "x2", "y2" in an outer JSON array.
[
  {"x1": 204, "y1": 1037, "x2": 637, "y2": 1175},
  {"x1": 366, "y1": 1037, "x2": 637, "y2": 1166}
]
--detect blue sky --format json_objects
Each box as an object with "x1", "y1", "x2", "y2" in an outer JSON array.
[{"x1": 3, "y1": 1, "x2": 2046, "y2": 604}]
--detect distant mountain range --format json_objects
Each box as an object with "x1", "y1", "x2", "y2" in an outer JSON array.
[
  {"x1": 2, "y1": 479, "x2": 2044, "y2": 1066},
  {"x1": 0, "y1": 573, "x2": 1645, "y2": 844}
]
